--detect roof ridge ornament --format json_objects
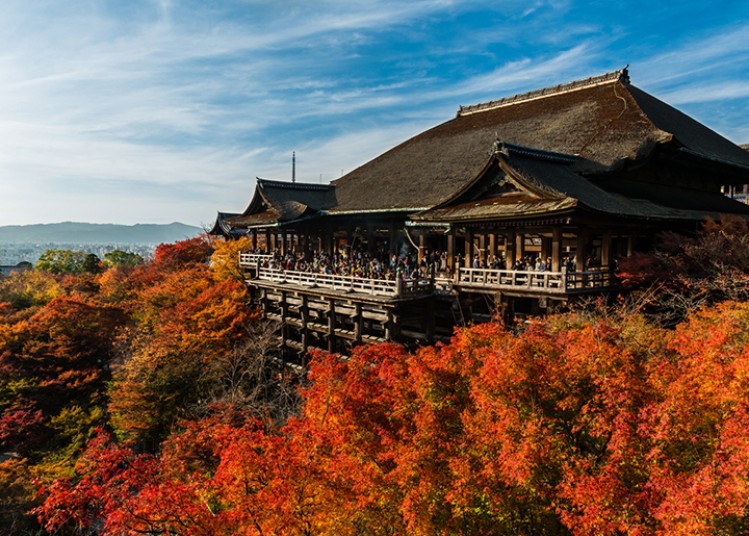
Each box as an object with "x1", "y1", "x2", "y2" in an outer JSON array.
[
  {"x1": 490, "y1": 132, "x2": 510, "y2": 157},
  {"x1": 458, "y1": 67, "x2": 630, "y2": 117}
]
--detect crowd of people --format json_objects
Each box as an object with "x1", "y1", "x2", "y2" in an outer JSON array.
[
  {"x1": 250, "y1": 247, "x2": 591, "y2": 282},
  {"x1": 253, "y1": 248, "x2": 454, "y2": 281}
]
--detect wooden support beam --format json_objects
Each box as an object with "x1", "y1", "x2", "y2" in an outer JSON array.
[
  {"x1": 551, "y1": 228, "x2": 562, "y2": 272},
  {"x1": 327, "y1": 299, "x2": 336, "y2": 352},
  {"x1": 366, "y1": 223, "x2": 375, "y2": 256},
  {"x1": 505, "y1": 229, "x2": 516, "y2": 269},
  {"x1": 389, "y1": 225, "x2": 397, "y2": 255},
  {"x1": 516, "y1": 232, "x2": 526, "y2": 261},
  {"x1": 385, "y1": 310, "x2": 393, "y2": 341},
  {"x1": 576, "y1": 231, "x2": 587, "y2": 272},
  {"x1": 447, "y1": 232, "x2": 455, "y2": 272},
  {"x1": 464, "y1": 230, "x2": 473, "y2": 268},
  {"x1": 354, "y1": 303, "x2": 363, "y2": 344},
  {"x1": 301, "y1": 295, "x2": 309, "y2": 351},
  {"x1": 279, "y1": 290, "x2": 288, "y2": 343},
  {"x1": 425, "y1": 299, "x2": 435, "y2": 344},
  {"x1": 601, "y1": 232, "x2": 612, "y2": 268}
]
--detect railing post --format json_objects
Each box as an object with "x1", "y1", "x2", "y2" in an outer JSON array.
[
  {"x1": 396, "y1": 276, "x2": 403, "y2": 297},
  {"x1": 561, "y1": 266, "x2": 568, "y2": 290}
]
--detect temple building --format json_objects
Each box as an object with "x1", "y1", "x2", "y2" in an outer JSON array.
[{"x1": 210, "y1": 68, "x2": 749, "y2": 356}]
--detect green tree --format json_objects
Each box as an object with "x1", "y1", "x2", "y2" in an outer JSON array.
[
  {"x1": 35, "y1": 249, "x2": 88, "y2": 275},
  {"x1": 103, "y1": 250, "x2": 144, "y2": 268}
]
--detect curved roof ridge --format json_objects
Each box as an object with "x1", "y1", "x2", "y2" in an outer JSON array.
[
  {"x1": 257, "y1": 177, "x2": 333, "y2": 191},
  {"x1": 458, "y1": 67, "x2": 630, "y2": 117}
]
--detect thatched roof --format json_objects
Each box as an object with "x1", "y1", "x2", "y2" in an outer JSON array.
[
  {"x1": 212, "y1": 69, "x2": 749, "y2": 233},
  {"x1": 330, "y1": 68, "x2": 749, "y2": 213}
]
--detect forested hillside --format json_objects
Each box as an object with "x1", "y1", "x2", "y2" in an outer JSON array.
[
  {"x1": 0, "y1": 222, "x2": 201, "y2": 245},
  {"x1": 2, "y1": 222, "x2": 749, "y2": 535}
]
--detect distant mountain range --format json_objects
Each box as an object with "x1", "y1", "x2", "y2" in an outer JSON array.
[{"x1": 0, "y1": 222, "x2": 203, "y2": 245}]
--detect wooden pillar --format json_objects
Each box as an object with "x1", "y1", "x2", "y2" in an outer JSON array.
[
  {"x1": 264, "y1": 229, "x2": 271, "y2": 253},
  {"x1": 301, "y1": 295, "x2": 309, "y2": 352},
  {"x1": 576, "y1": 231, "x2": 587, "y2": 272},
  {"x1": 516, "y1": 232, "x2": 525, "y2": 261},
  {"x1": 418, "y1": 233, "x2": 426, "y2": 264},
  {"x1": 464, "y1": 230, "x2": 473, "y2": 268},
  {"x1": 541, "y1": 235, "x2": 552, "y2": 260},
  {"x1": 389, "y1": 225, "x2": 397, "y2": 255},
  {"x1": 279, "y1": 290, "x2": 288, "y2": 346},
  {"x1": 346, "y1": 229, "x2": 353, "y2": 253},
  {"x1": 626, "y1": 235, "x2": 634, "y2": 257},
  {"x1": 354, "y1": 303, "x2": 363, "y2": 344},
  {"x1": 425, "y1": 299, "x2": 435, "y2": 344},
  {"x1": 478, "y1": 234, "x2": 486, "y2": 266},
  {"x1": 447, "y1": 232, "x2": 455, "y2": 272},
  {"x1": 327, "y1": 299, "x2": 336, "y2": 352},
  {"x1": 488, "y1": 233, "x2": 496, "y2": 265},
  {"x1": 366, "y1": 223, "x2": 375, "y2": 256},
  {"x1": 551, "y1": 228, "x2": 562, "y2": 272},
  {"x1": 251, "y1": 229, "x2": 258, "y2": 251},
  {"x1": 505, "y1": 229, "x2": 516, "y2": 269},
  {"x1": 270, "y1": 231, "x2": 277, "y2": 253},
  {"x1": 385, "y1": 310, "x2": 393, "y2": 341},
  {"x1": 280, "y1": 231, "x2": 287, "y2": 256},
  {"x1": 601, "y1": 232, "x2": 612, "y2": 268}
]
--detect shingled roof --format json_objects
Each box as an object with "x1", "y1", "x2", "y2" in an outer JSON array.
[
  {"x1": 330, "y1": 68, "x2": 749, "y2": 214},
  {"x1": 213, "y1": 179, "x2": 336, "y2": 233}
]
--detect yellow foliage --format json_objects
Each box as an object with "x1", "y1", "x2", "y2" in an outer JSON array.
[{"x1": 210, "y1": 237, "x2": 253, "y2": 282}]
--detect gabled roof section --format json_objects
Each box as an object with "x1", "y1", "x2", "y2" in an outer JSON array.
[
  {"x1": 412, "y1": 142, "x2": 749, "y2": 224},
  {"x1": 207, "y1": 211, "x2": 241, "y2": 237},
  {"x1": 243, "y1": 178, "x2": 336, "y2": 218},
  {"x1": 211, "y1": 179, "x2": 337, "y2": 234},
  {"x1": 331, "y1": 68, "x2": 749, "y2": 214}
]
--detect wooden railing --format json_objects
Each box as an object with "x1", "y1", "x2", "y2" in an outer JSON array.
[
  {"x1": 256, "y1": 267, "x2": 403, "y2": 297},
  {"x1": 241, "y1": 253, "x2": 616, "y2": 297},
  {"x1": 239, "y1": 253, "x2": 274, "y2": 267},
  {"x1": 456, "y1": 267, "x2": 616, "y2": 294}
]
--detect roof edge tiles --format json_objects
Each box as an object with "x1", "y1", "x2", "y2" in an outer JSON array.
[
  {"x1": 501, "y1": 142, "x2": 578, "y2": 164},
  {"x1": 457, "y1": 67, "x2": 630, "y2": 117}
]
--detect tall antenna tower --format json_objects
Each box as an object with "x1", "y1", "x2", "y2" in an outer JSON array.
[{"x1": 292, "y1": 151, "x2": 296, "y2": 183}]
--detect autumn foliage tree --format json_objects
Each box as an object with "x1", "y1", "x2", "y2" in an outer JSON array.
[
  {"x1": 618, "y1": 215, "x2": 749, "y2": 323},
  {"x1": 36, "y1": 302, "x2": 749, "y2": 535},
  {"x1": 9, "y1": 230, "x2": 749, "y2": 535},
  {"x1": 0, "y1": 235, "x2": 287, "y2": 533}
]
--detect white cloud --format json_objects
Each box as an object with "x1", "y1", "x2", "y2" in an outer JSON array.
[{"x1": 0, "y1": 1, "x2": 746, "y2": 225}]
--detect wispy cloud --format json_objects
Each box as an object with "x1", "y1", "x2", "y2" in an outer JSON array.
[{"x1": 0, "y1": 0, "x2": 746, "y2": 225}]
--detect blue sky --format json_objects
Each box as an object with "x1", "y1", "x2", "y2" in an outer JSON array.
[{"x1": 1, "y1": 0, "x2": 748, "y2": 227}]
